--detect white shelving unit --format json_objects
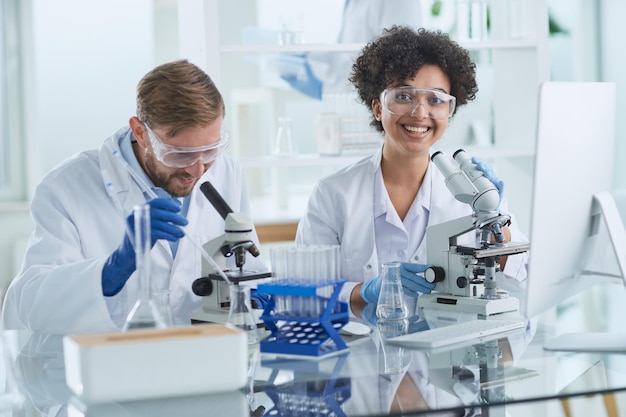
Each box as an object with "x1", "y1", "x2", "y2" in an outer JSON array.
[{"x1": 178, "y1": 0, "x2": 549, "y2": 233}]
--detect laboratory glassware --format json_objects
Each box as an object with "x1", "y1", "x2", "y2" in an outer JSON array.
[
  {"x1": 376, "y1": 262, "x2": 408, "y2": 320},
  {"x1": 274, "y1": 117, "x2": 297, "y2": 156},
  {"x1": 228, "y1": 284, "x2": 259, "y2": 345},
  {"x1": 122, "y1": 204, "x2": 167, "y2": 331},
  {"x1": 377, "y1": 318, "x2": 409, "y2": 374},
  {"x1": 259, "y1": 244, "x2": 348, "y2": 357}
]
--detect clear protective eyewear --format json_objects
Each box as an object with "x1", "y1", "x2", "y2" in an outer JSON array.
[
  {"x1": 380, "y1": 87, "x2": 456, "y2": 120},
  {"x1": 144, "y1": 123, "x2": 230, "y2": 168}
]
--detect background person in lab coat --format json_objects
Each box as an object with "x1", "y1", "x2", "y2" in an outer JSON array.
[
  {"x1": 296, "y1": 26, "x2": 528, "y2": 312},
  {"x1": 3, "y1": 59, "x2": 265, "y2": 334},
  {"x1": 281, "y1": 0, "x2": 424, "y2": 99}
]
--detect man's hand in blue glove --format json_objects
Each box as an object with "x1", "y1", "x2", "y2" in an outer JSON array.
[
  {"x1": 102, "y1": 198, "x2": 188, "y2": 296},
  {"x1": 360, "y1": 262, "x2": 435, "y2": 304},
  {"x1": 279, "y1": 55, "x2": 323, "y2": 100},
  {"x1": 471, "y1": 157, "x2": 504, "y2": 203}
]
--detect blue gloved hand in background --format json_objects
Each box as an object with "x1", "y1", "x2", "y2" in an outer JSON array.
[
  {"x1": 102, "y1": 198, "x2": 188, "y2": 296},
  {"x1": 471, "y1": 157, "x2": 504, "y2": 204},
  {"x1": 360, "y1": 262, "x2": 435, "y2": 304},
  {"x1": 279, "y1": 55, "x2": 323, "y2": 100},
  {"x1": 250, "y1": 288, "x2": 271, "y2": 309}
]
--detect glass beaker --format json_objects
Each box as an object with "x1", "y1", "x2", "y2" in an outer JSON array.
[
  {"x1": 274, "y1": 117, "x2": 297, "y2": 157},
  {"x1": 122, "y1": 204, "x2": 166, "y2": 331},
  {"x1": 228, "y1": 284, "x2": 259, "y2": 345},
  {"x1": 376, "y1": 262, "x2": 408, "y2": 320}
]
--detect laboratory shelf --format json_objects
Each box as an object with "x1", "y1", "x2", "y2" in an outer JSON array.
[
  {"x1": 239, "y1": 153, "x2": 366, "y2": 169},
  {"x1": 220, "y1": 39, "x2": 539, "y2": 54},
  {"x1": 240, "y1": 146, "x2": 534, "y2": 169},
  {"x1": 220, "y1": 42, "x2": 364, "y2": 54}
]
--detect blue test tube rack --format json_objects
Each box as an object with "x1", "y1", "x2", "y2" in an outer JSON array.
[
  {"x1": 257, "y1": 279, "x2": 349, "y2": 357},
  {"x1": 261, "y1": 352, "x2": 351, "y2": 417}
]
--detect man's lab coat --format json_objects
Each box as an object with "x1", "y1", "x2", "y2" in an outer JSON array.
[
  {"x1": 4, "y1": 127, "x2": 264, "y2": 334},
  {"x1": 296, "y1": 147, "x2": 529, "y2": 304}
]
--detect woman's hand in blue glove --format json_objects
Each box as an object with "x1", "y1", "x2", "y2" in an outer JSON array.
[
  {"x1": 359, "y1": 262, "x2": 435, "y2": 303},
  {"x1": 399, "y1": 262, "x2": 435, "y2": 297},
  {"x1": 250, "y1": 289, "x2": 271, "y2": 309},
  {"x1": 102, "y1": 198, "x2": 188, "y2": 296}
]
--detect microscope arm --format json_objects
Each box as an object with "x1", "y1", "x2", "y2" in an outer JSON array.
[{"x1": 426, "y1": 214, "x2": 476, "y2": 282}]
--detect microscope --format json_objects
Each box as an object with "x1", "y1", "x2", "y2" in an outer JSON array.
[
  {"x1": 191, "y1": 181, "x2": 271, "y2": 317},
  {"x1": 417, "y1": 149, "x2": 529, "y2": 316}
]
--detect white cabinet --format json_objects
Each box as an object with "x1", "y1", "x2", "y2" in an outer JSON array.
[{"x1": 177, "y1": 0, "x2": 549, "y2": 232}]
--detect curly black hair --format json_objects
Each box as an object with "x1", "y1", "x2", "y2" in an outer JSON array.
[{"x1": 349, "y1": 25, "x2": 478, "y2": 133}]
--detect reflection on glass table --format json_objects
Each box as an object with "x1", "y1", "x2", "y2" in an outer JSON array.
[{"x1": 4, "y1": 308, "x2": 626, "y2": 417}]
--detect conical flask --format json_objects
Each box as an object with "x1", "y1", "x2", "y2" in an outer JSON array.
[
  {"x1": 122, "y1": 204, "x2": 166, "y2": 331},
  {"x1": 227, "y1": 284, "x2": 259, "y2": 345},
  {"x1": 274, "y1": 117, "x2": 297, "y2": 156},
  {"x1": 376, "y1": 262, "x2": 408, "y2": 319}
]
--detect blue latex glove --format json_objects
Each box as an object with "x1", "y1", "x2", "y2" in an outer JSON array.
[
  {"x1": 471, "y1": 157, "x2": 504, "y2": 205},
  {"x1": 250, "y1": 289, "x2": 271, "y2": 310},
  {"x1": 279, "y1": 55, "x2": 323, "y2": 100},
  {"x1": 360, "y1": 262, "x2": 435, "y2": 303},
  {"x1": 102, "y1": 198, "x2": 188, "y2": 296},
  {"x1": 360, "y1": 302, "x2": 378, "y2": 327},
  {"x1": 399, "y1": 262, "x2": 436, "y2": 297}
]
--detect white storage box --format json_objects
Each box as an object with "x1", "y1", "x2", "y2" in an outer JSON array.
[{"x1": 63, "y1": 324, "x2": 247, "y2": 404}]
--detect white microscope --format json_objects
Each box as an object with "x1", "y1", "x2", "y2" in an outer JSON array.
[
  {"x1": 417, "y1": 150, "x2": 529, "y2": 316},
  {"x1": 191, "y1": 181, "x2": 271, "y2": 320}
]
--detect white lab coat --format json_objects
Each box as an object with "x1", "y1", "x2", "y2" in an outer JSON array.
[
  {"x1": 296, "y1": 146, "x2": 529, "y2": 303},
  {"x1": 3, "y1": 127, "x2": 264, "y2": 334}
]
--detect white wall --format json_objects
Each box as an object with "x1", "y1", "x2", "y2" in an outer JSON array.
[
  {"x1": 29, "y1": 0, "x2": 154, "y2": 180},
  {"x1": 600, "y1": 0, "x2": 626, "y2": 190},
  {"x1": 0, "y1": 0, "x2": 171, "y2": 289}
]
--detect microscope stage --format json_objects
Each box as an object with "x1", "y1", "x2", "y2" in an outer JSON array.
[
  {"x1": 208, "y1": 269, "x2": 272, "y2": 284},
  {"x1": 456, "y1": 242, "x2": 529, "y2": 259}
]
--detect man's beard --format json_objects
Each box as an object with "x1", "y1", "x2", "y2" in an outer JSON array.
[{"x1": 143, "y1": 152, "x2": 199, "y2": 198}]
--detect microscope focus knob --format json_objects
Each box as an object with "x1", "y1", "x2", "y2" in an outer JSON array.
[
  {"x1": 456, "y1": 276, "x2": 469, "y2": 288},
  {"x1": 424, "y1": 266, "x2": 445, "y2": 283},
  {"x1": 192, "y1": 277, "x2": 214, "y2": 297}
]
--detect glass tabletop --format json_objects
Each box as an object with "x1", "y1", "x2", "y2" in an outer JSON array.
[{"x1": 3, "y1": 307, "x2": 626, "y2": 417}]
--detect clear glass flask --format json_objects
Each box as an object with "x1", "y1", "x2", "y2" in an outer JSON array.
[
  {"x1": 228, "y1": 284, "x2": 259, "y2": 345},
  {"x1": 376, "y1": 262, "x2": 408, "y2": 320},
  {"x1": 122, "y1": 204, "x2": 166, "y2": 331},
  {"x1": 274, "y1": 117, "x2": 297, "y2": 156}
]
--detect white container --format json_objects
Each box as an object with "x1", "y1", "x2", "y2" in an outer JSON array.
[
  {"x1": 63, "y1": 324, "x2": 247, "y2": 404},
  {"x1": 315, "y1": 112, "x2": 342, "y2": 156}
]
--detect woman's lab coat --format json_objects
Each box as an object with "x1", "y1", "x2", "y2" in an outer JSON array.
[
  {"x1": 296, "y1": 147, "x2": 528, "y2": 303},
  {"x1": 3, "y1": 127, "x2": 263, "y2": 334}
]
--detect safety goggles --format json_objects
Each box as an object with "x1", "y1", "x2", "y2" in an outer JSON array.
[
  {"x1": 144, "y1": 123, "x2": 230, "y2": 168},
  {"x1": 380, "y1": 87, "x2": 456, "y2": 120}
]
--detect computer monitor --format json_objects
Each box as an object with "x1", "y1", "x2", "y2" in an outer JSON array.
[{"x1": 523, "y1": 81, "x2": 626, "y2": 351}]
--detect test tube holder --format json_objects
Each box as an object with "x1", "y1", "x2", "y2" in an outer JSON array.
[
  {"x1": 260, "y1": 351, "x2": 351, "y2": 417},
  {"x1": 257, "y1": 279, "x2": 349, "y2": 357}
]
